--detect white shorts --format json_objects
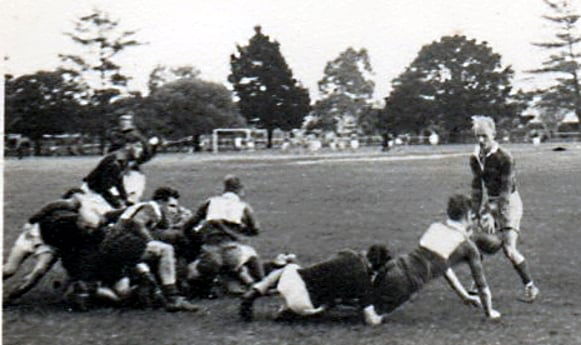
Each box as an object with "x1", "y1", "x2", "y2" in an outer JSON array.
[
  {"x1": 78, "y1": 184, "x2": 114, "y2": 228},
  {"x1": 277, "y1": 264, "x2": 324, "y2": 316},
  {"x1": 121, "y1": 170, "x2": 146, "y2": 204}
]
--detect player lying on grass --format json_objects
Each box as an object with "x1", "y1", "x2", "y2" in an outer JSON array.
[
  {"x1": 183, "y1": 175, "x2": 264, "y2": 298},
  {"x1": 64, "y1": 186, "x2": 199, "y2": 312},
  {"x1": 240, "y1": 194, "x2": 501, "y2": 325},
  {"x1": 469, "y1": 115, "x2": 539, "y2": 302},
  {"x1": 240, "y1": 244, "x2": 390, "y2": 325}
]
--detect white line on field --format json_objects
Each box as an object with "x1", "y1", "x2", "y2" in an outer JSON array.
[{"x1": 291, "y1": 152, "x2": 468, "y2": 165}]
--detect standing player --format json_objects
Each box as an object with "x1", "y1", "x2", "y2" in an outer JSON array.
[
  {"x1": 469, "y1": 116, "x2": 539, "y2": 302},
  {"x1": 183, "y1": 175, "x2": 263, "y2": 298}
]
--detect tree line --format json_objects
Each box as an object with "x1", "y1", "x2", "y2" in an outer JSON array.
[{"x1": 5, "y1": 1, "x2": 581, "y2": 152}]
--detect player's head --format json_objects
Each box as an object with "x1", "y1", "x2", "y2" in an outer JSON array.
[
  {"x1": 366, "y1": 244, "x2": 393, "y2": 272},
  {"x1": 472, "y1": 115, "x2": 496, "y2": 150},
  {"x1": 153, "y1": 186, "x2": 180, "y2": 218},
  {"x1": 447, "y1": 194, "x2": 472, "y2": 223},
  {"x1": 224, "y1": 174, "x2": 244, "y2": 195}
]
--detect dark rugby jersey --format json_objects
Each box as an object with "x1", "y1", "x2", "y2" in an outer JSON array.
[
  {"x1": 373, "y1": 221, "x2": 486, "y2": 314},
  {"x1": 470, "y1": 143, "x2": 517, "y2": 210},
  {"x1": 298, "y1": 249, "x2": 373, "y2": 308},
  {"x1": 97, "y1": 202, "x2": 164, "y2": 283},
  {"x1": 84, "y1": 152, "x2": 129, "y2": 207}
]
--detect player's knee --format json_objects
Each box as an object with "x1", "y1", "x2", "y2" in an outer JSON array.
[
  {"x1": 502, "y1": 244, "x2": 520, "y2": 262},
  {"x1": 3, "y1": 266, "x2": 17, "y2": 279}
]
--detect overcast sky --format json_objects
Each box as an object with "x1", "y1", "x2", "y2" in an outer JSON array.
[{"x1": 1, "y1": 0, "x2": 563, "y2": 101}]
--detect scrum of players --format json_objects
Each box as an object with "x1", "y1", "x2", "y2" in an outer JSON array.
[{"x1": 3, "y1": 113, "x2": 539, "y2": 325}]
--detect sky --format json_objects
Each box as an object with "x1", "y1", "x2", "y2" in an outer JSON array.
[{"x1": 0, "y1": 0, "x2": 564, "y2": 102}]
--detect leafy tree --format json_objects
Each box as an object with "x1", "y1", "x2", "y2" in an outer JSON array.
[
  {"x1": 148, "y1": 64, "x2": 201, "y2": 93},
  {"x1": 384, "y1": 35, "x2": 515, "y2": 142},
  {"x1": 229, "y1": 26, "x2": 311, "y2": 147},
  {"x1": 5, "y1": 69, "x2": 84, "y2": 154},
  {"x1": 529, "y1": 0, "x2": 581, "y2": 120},
  {"x1": 143, "y1": 78, "x2": 246, "y2": 150},
  {"x1": 59, "y1": 9, "x2": 144, "y2": 143},
  {"x1": 312, "y1": 48, "x2": 375, "y2": 134}
]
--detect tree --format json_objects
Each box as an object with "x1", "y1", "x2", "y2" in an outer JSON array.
[
  {"x1": 384, "y1": 35, "x2": 515, "y2": 142},
  {"x1": 229, "y1": 26, "x2": 311, "y2": 147},
  {"x1": 312, "y1": 47, "x2": 375, "y2": 134},
  {"x1": 59, "y1": 9, "x2": 144, "y2": 142},
  {"x1": 529, "y1": 0, "x2": 581, "y2": 120},
  {"x1": 5, "y1": 69, "x2": 85, "y2": 154},
  {"x1": 148, "y1": 65, "x2": 201, "y2": 93},
  {"x1": 143, "y1": 78, "x2": 246, "y2": 150}
]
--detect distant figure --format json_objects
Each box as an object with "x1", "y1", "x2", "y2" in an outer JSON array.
[{"x1": 429, "y1": 132, "x2": 440, "y2": 145}]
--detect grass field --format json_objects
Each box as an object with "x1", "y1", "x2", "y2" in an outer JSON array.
[{"x1": 3, "y1": 143, "x2": 581, "y2": 345}]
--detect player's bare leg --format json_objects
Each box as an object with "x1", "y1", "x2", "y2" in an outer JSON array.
[
  {"x1": 5, "y1": 251, "x2": 58, "y2": 302},
  {"x1": 143, "y1": 241, "x2": 199, "y2": 312},
  {"x1": 3, "y1": 223, "x2": 39, "y2": 280},
  {"x1": 240, "y1": 268, "x2": 285, "y2": 321},
  {"x1": 502, "y1": 229, "x2": 539, "y2": 302}
]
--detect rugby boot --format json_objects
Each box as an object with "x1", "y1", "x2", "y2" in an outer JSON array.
[
  {"x1": 162, "y1": 284, "x2": 199, "y2": 312},
  {"x1": 520, "y1": 283, "x2": 539, "y2": 303},
  {"x1": 165, "y1": 295, "x2": 200, "y2": 312}
]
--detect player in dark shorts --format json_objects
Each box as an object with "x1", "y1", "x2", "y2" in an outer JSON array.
[
  {"x1": 241, "y1": 195, "x2": 501, "y2": 325},
  {"x1": 239, "y1": 244, "x2": 392, "y2": 325},
  {"x1": 371, "y1": 194, "x2": 501, "y2": 322}
]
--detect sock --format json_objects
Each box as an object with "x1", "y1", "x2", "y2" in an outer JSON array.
[{"x1": 514, "y1": 261, "x2": 532, "y2": 285}]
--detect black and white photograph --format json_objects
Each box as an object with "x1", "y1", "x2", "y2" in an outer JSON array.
[{"x1": 2, "y1": 1, "x2": 580, "y2": 344}]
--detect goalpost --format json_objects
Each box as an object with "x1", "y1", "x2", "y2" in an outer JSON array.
[{"x1": 212, "y1": 128, "x2": 268, "y2": 153}]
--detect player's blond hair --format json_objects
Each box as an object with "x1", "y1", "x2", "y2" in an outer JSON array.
[{"x1": 471, "y1": 115, "x2": 496, "y2": 135}]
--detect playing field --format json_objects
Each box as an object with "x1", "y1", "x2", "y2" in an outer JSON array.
[{"x1": 3, "y1": 144, "x2": 581, "y2": 345}]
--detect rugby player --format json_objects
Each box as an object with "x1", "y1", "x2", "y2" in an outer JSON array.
[
  {"x1": 183, "y1": 175, "x2": 263, "y2": 298},
  {"x1": 65, "y1": 187, "x2": 198, "y2": 312},
  {"x1": 240, "y1": 194, "x2": 501, "y2": 325},
  {"x1": 3, "y1": 188, "x2": 90, "y2": 302},
  {"x1": 469, "y1": 116, "x2": 539, "y2": 302},
  {"x1": 240, "y1": 245, "x2": 390, "y2": 325},
  {"x1": 81, "y1": 140, "x2": 143, "y2": 212}
]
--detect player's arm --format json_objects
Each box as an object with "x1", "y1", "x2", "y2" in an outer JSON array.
[
  {"x1": 496, "y1": 152, "x2": 514, "y2": 228},
  {"x1": 469, "y1": 156, "x2": 484, "y2": 215},
  {"x1": 444, "y1": 268, "x2": 481, "y2": 307},
  {"x1": 465, "y1": 241, "x2": 501, "y2": 319},
  {"x1": 181, "y1": 200, "x2": 210, "y2": 236},
  {"x1": 111, "y1": 161, "x2": 129, "y2": 203},
  {"x1": 241, "y1": 205, "x2": 260, "y2": 236}
]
